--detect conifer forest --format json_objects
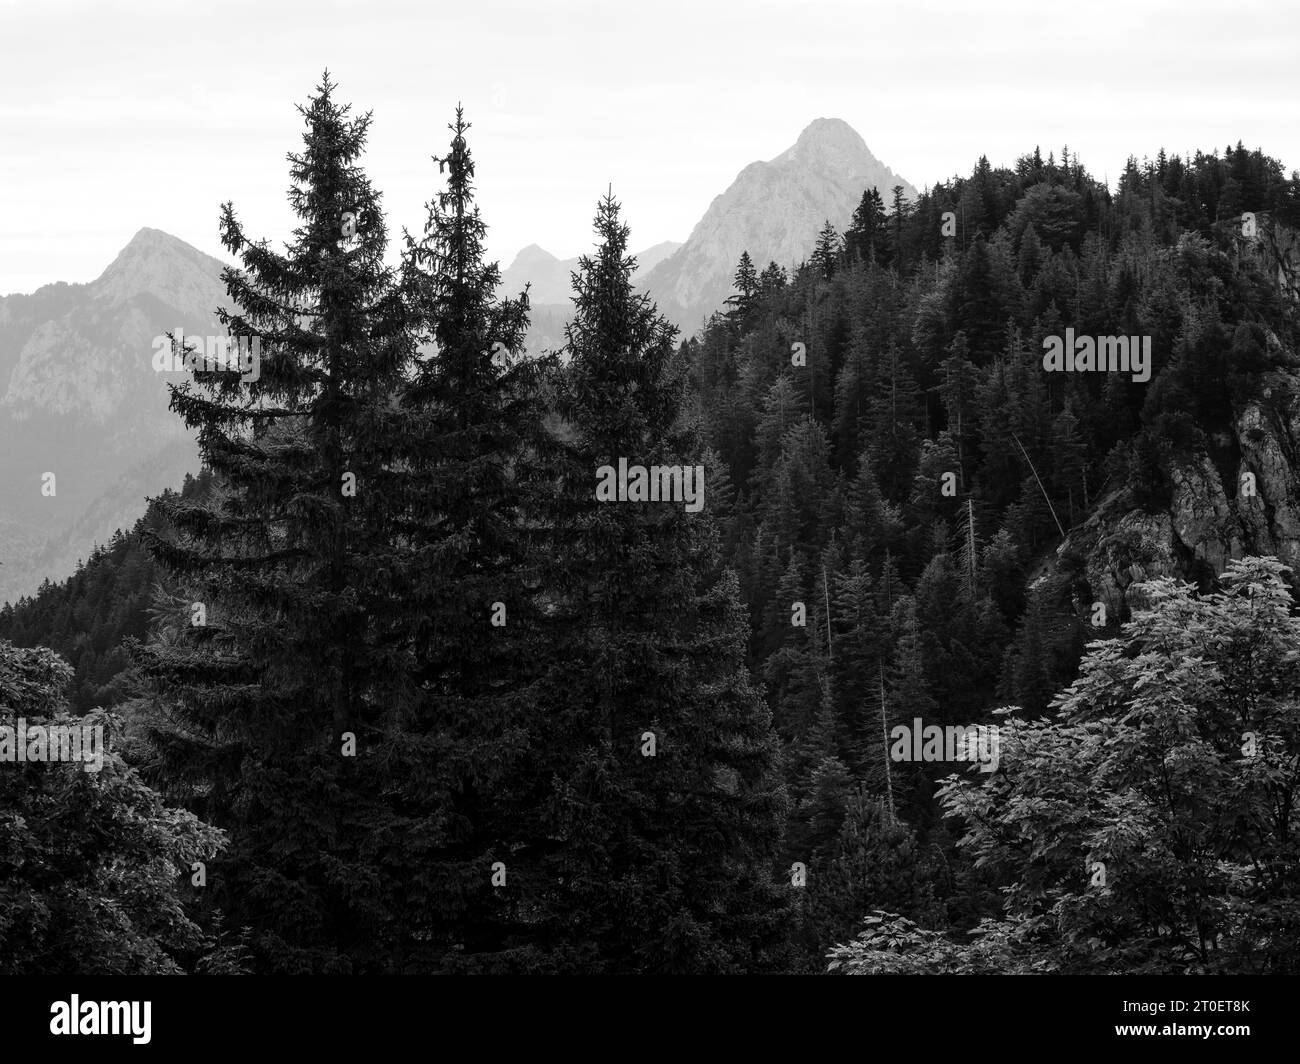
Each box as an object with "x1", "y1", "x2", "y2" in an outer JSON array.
[{"x1": 3, "y1": 2, "x2": 1299, "y2": 1046}]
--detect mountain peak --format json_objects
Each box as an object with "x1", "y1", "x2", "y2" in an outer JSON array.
[
  {"x1": 639, "y1": 119, "x2": 916, "y2": 329},
  {"x1": 124, "y1": 226, "x2": 180, "y2": 248},
  {"x1": 92, "y1": 228, "x2": 230, "y2": 307},
  {"x1": 773, "y1": 117, "x2": 889, "y2": 178},
  {"x1": 511, "y1": 243, "x2": 559, "y2": 264},
  {"x1": 795, "y1": 117, "x2": 863, "y2": 146}
]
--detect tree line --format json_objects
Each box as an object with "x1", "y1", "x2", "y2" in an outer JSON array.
[{"x1": 4, "y1": 74, "x2": 1300, "y2": 973}]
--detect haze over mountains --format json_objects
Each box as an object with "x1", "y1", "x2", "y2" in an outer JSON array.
[
  {"x1": 0, "y1": 228, "x2": 223, "y2": 603},
  {"x1": 0, "y1": 117, "x2": 912, "y2": 603},
  {"x1": 499, "y1": 240, "x2": 682, "y2": 353},
  {"x1": 502, "y1": 117, "x2": 914, "y2": 346},
  {"x1": 500, "y1": 240, "x2": 683, "y2": 305}
]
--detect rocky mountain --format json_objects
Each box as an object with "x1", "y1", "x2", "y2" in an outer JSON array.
[
  {"x1": 639, "y1": 117, "x2": 916, "y2": 332},
  {"x1": 0, "y1": 228, "x2": 228, "y2": 604},
  {"x1": 500, "y1": 244, "x2": 570, "y2": 306},
  {"x1": 503, "y1": 117, "x2": 914, "y2": 347}
]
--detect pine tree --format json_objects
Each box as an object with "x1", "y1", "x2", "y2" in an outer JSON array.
[
  {"x1": 865, "y1": 344, "x2": 923, "y2": 503},
  {"x1": 885, "y1": 598, "x2": 937, "y2": 822},
  {"x1": 912, "y1": 549, "x2": 1007, "y2": 725},
  {"x1": 1049, "y1": 404, "x2": 1087, "y2": 528},
  {"x1": 908, "y1": 432, "x2": 963, "y2": 541},
  {"x1": 382, "y1": 107, "x2": 561, "y2": 972},
  {"x1": 137, "y1": 74, "x2": 414, "y2": 972},
  {"x1": 936, "y1": 331, "x2": 981, "y2": 466},
  {"x1": 998, "y1": 582, "x2": 1062, "y2": 715},
  {"x1": 750, "y1": 374, "x2": 803, "y2": 497},
  {"x1": 887, "y1": 185, "x2": 911, "y2": 272},
  {"x1": 828, "y1": 556, "x2": 887, "y2": 770},
  {"x1": 845, "y1": 187, "x2": 887, "y2": 265},
  {"x1": 758, "y1": 260, "x2": 788, "y2": 296},
  {"x1": 811, "y1": 221, "x2": 842, "y2": 280},
  {"x1": 1017, "y1": 222, "x2": 1043, "y2": 285},
  {"x1": 843, "y1": 455, "x2": 902, "y2": 566},
  {"x1": 831, "y1": 334, "x2": 874, "y2": 475},
  {"x1": 544, "y1": 191, "x2": 792, "y2": 972},
  {"x1": 725, "y1": 250, "x2": 760, "y2": 329}
]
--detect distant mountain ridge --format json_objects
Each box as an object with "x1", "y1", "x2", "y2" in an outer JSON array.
[
  {"x1": 501, "y1": 240, "x2": 682, "y2": 353},
  {"x1": 500, "y1": 240, "x2": 682, "y2": 306},
  {"x1": 501, "y1": 118, "x2": 914, "y2": 347},
  {"x1": 0, "y1": 227, "x2": 226, "y2": 603},
  {"x1": 0, "y1": 119, "x2": 914, "y2": 599}
]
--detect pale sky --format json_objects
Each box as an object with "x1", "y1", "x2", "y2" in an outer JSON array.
[{"x1": 2, "y1": 0, "x2": 1297, "y2": 295}]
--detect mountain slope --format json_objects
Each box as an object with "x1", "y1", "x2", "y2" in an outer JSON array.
[
  {"x1": 0, "y1": 228, "x2": 228, "y2": 603},
  {"x1": 639, "y1": 117, "x2": 916, "y2": 331}
]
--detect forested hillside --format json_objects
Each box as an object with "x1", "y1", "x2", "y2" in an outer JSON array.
[
  {"x1": 0, "y1": 473, "x2": 210, "y2": 713},
  {"x1": 4, "y1": 77, "x2": 1299, "y2": 974},
  {"x1": 681, "y1": 142, "x2": 1300, "y2": 964}
]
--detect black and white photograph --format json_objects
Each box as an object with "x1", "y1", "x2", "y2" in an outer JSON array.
[{"x1": 1, "y1": 0, "x2": 1297, "y2": 1047}]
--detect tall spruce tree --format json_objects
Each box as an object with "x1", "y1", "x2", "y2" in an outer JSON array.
[
  {"x1": 725, "y1": 250, "x2": 760, "y2": 329},
  {"x1": 137, "y1": 74, "x2": 414, "y2": 972},
  {"x1": 811, "y1": 220, "x2": 842, "y2": 280},
  {"x1": 545, "y1": 192, "x2": 791, "y2": 972},
  {"x1": 844, "y1": 187, "x2": 886, "y2": 265},
  {"x1": 382, "y1": 107, "x2": 562, "y2": 972}
]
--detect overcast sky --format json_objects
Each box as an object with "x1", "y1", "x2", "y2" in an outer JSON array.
[{"x1": 2, "y1": 0, "x2": 1297, "y2": 295}]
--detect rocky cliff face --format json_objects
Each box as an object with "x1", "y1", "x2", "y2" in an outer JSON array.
[
  {"x1": 1263, "y1": 217, "x2": 1300, "y2": 302},
  {"x1": 639, "y1": 118, "x2": 916, "y2": 332},
  {"x1": 1056, "y1": 217, "x2": 1300, "y2": 618},
  {"x1": 1, "y1": 229, "x2": 230, "y2": 424}
]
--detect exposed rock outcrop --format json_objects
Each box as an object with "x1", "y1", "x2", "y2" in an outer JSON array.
[{"x1": 1055, "y1": 217, "x2": 1300, "y2": 617}]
